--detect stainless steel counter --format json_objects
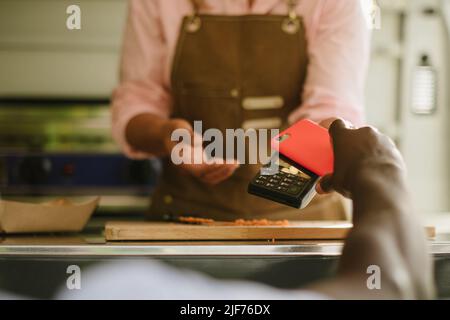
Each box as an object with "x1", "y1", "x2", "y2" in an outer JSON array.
[
  {"x1": 2, "y1": 242, "x2": 450, "y2": 256},
  {"x1": 2, "y1": 214, "x2": 450, "y2": 257},
  {"x1": 0, "y1": 241, "x2": 343, "y2": 257},
  {"x1": 1, "y1": 226, "x2": 450, "y2": 257},
  {"x1": 1, "y1": 217, "x2": 450, "y2": 299}
]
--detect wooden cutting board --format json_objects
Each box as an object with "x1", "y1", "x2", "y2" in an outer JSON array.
[
  {"x1": 105, "y1": 221, "x2": 353, "y2": 241},
  {"x1": 105, "y1": 221, "x2": 436, "y2": 241}
]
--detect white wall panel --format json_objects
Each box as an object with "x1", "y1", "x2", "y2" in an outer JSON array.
[
  {"x1": 0, "y1": 0, "x2": 126, "y2": 98},
  {"x1": 399, "y1": 0, "x2": 450, "y2": 212}
]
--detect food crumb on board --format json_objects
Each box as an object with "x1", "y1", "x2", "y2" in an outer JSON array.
[
  {"x1": 232, "y1": 219, "x2": 289, "y2": 226},
  {"x1": 178, "y1": 216, "x2": 215, "y2": 225},
  {"x1": 178, "y1": 217, "x2": 290, "y2": 227}
]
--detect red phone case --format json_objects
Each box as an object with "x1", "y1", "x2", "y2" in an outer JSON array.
[{"x1": 272, "y1": 119, "x2": 334, "y2": 177}]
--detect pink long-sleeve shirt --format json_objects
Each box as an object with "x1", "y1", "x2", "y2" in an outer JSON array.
[{"x1": 112, "y1": 0, "x2": 370, "y2": 159}]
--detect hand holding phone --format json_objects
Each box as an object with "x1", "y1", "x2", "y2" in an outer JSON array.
[
  {"x1": 248, "y1": 119, "x2": 333, "y2": 209},
  {"x1": 272, "y1": 119, "x2": 334, "y2": 177}
]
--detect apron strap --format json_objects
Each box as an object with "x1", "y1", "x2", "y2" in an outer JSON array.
[
  {"x1": 189, "y1": 0, "x2": 201, "y2": 14},
  {"x1": 185, "y1": 0, "x2": 202, "y2": 32},
  {"x1": 283, "y1": 0, "x2": 301, "y2": 34},
  {"x1": 188, "y1": 0, "x2": 300, "y2": 14},
  {"x1": 185, "y1": 0, "x2": 301, "y2": 34},
  {"x1": 286, "y1": 0, "x2": 299, "y2": 19}
]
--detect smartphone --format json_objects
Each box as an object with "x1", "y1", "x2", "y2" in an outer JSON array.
[
  {"x1": 248, "y1": 119, "x2": 333, "y2": 209},
  {"x1": 273, "y1": 119, "x2": 333, "y2": 177}
]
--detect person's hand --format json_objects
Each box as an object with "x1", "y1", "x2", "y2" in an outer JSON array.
[
  {"x1": 161, "y1": 119, "x2": 240, "y2": 185},
  {"x1": 316, "y1": 118, "x2": 405, "y2": 197}
]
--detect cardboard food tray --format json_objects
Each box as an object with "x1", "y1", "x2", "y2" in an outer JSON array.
[{"x1": 0, "y1": 197, "x2": 100, "y2": 234}]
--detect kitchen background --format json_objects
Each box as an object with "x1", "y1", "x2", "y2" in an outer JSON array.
[{"x1": 0, "y1": 0, "x2": 448, "y2": 215}]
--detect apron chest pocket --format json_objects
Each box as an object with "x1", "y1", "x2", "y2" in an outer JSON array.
[{"x1": 175, "y1": 83, "x2": 242, "y2": 130}]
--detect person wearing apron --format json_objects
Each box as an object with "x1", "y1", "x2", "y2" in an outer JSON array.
[{"x1": 112, "y1": 0, "x2": 370, "y2": 221}]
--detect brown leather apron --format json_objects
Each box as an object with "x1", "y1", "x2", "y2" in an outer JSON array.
[{"x1": 149, "y1": 0, "x2": 348, "y2": 221}]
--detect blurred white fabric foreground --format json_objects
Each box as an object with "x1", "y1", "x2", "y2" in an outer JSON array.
[{"x1": 52, "y1": 260, "x2": 328, "y2": 300}]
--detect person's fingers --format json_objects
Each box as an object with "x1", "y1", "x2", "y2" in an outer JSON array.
[
  {"x1": 316, "y1": 174, "x2": 334, "y2": 194},
  {"x1": 201, "y1": 164, "x2": 238, "y2": 185},
  {"x1": 223, "y1": 158, "x2": 241, "y2": 167},
  {"x1": 201, "y1": 160, "x2": 240, "y2": 184},
  {"x1": 179, "y1": 160, "x2": 213, "y2": 177},
  {"x1": 319, "y1": 117, "x2": 339, "y2": 130},
  {"x1": 328, "y1": 118, "x2": 348, "y2": 137},
  {"x1": 192, "y1": 163, "x2": 220, "y2": 177},
  {"x1": 187, "y1": 160, "x2": 235, "y2": 176},
  {"x1": 191, "y1": 131, "x2": 204, "y2": 148},
  {"x1": 202, "y1": 170, "x2": 231, "y2": 185}
]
